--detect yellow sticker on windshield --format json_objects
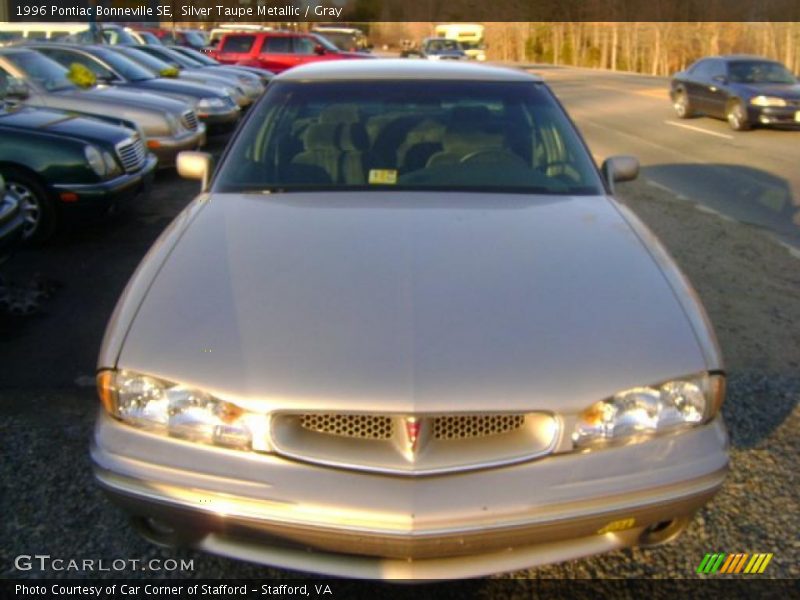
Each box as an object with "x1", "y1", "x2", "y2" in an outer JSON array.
[{"x1": 368, "y1": 169, "x2": 398, "y2": 185}]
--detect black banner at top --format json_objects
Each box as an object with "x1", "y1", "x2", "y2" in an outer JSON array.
[{"x1": 4, "y1": 0, "x2": 800, "y2": 22}]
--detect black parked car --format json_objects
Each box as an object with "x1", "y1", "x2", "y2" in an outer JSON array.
[
  {"x1": 0, "y1": 175, "x2": 25, "y2": 256},
  {"x1": 0, "y1": 100, "x2": 156, "y2": 242},
  {"x1": 670, "y1": 55, "x2": 800, "y2": 131}
]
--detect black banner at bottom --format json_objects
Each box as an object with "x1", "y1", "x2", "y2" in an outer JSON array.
[{"x1": 1, "y1": 579, "x2": 798, "y2": 600}]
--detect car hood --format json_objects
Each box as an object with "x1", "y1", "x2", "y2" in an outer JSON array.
[
  {"x1": 60, "y1": 86, "x2": 189, "y2": 114},
  {"x1": 739, "y1": 82, "x2": 800, "y2": 99},
  {"x1": 129, "y1": 77, "x2": 228, "y2": 99},
  {"x1": 118, "y1": 192, "x2": 707, "y2": 415},
  {"x1": 0, "y1": 105, "x2": 131, "y2": 143}
]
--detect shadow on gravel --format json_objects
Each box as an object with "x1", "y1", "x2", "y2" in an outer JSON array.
[
  {"x1": 643, "y1": 164, "x2": 799, "y2": 247},
  {"x1": 723, "y1": 373, "x2": 798, "y2": 449}
]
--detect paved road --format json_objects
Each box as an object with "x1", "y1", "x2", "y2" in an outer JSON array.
[{"x1": 528, "y1": 64, "x2": 800, "y2": 250}]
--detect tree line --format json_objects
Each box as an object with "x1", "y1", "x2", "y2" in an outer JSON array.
[
  {"x1": 484, "y1": 22, "x2": 800, "y2": 75},
  {"x1": 371, "y1": 22, "x2": 800, "y2": 76}
]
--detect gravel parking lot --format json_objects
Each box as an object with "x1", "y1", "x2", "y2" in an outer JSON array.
[{"x1": 0, "y1": 140, "x2": 797, "y2": 582}]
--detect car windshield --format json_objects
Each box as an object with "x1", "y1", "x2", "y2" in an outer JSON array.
[
  {"x1": 183, "y1": 31, "x2": 208, "y2": 48},
  {"x1": 215, "y1": 80, "x2": 603, "y2": 196},
  {"x1": 728, "y1": 61, "x2": 796, "y2": 84},
  {"x1": 4, "y1": 51, "x2": 76, "y2": 92},
  {"x1": 314, "y1": 31, "x2": 358, "y2": 51},
  {"x1": 427, "y1": 40, "x2": 462, "y2": 52},
  {"x1": 114, "y1": 47, "x2": 174, "y2": 74},
  {"x1": 309, "y1": 34, "x2": 340, "y2": 53},
  {"x1": 173, "y1": 46, "x2": 219, "y2": 65},
  {"x1": 92, "y1": 48, "x2": 154, "y2": 81},
  {"x1": 161, "y1": 47, "x2": 204, "y2": 68},
  {"x1": 102, "y1": 28, "x2": 139, "y2": 45},
  {"x1": 137, "y1": 31, "x2": 163, "y2": 46}
]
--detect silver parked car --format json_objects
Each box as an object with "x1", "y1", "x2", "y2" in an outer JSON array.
[
  {"x1": 0, "y1": 48, "x2": 205, "y2": 166},
  {"x1": 26, "y1": 44, "x2": 242, "y2": 127},
  {"x1": 93, "y1": 61, "x2": 728, "y2": 579}
]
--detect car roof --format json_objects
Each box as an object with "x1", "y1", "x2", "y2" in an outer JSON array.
[
  {"x1": 706, "y1": 55, "x2": 783, "y2": 63},
  {"x1": 278, "y1": 59, "x2": 542, "y2": 82},
  {"x1": 223, "y1": 31, "x2": 298, "y2": 38}
]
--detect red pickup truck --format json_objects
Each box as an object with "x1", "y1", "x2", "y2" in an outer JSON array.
[{"x1": 209, "y1": 31, "x2": 371, "y2": 74}]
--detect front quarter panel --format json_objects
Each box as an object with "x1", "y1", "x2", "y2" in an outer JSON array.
[
  {"x1": 97, "y1": 194, "x2": 209, "y2": 370},
  {"x1": 611, "y1": 199, "x2": 723, "y2": 371}
]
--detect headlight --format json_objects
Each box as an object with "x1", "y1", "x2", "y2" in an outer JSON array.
[
  {"x1": 750, "y1": 96, "x2": 787, "y2": 107},
  {"x1": 97, "y1": 370, "x2": 259, "y2": 451},
  {"x1": 197, "y1": 97, "x2": 225, "y2": 110},
  {"x1": 572, "y1": 373, "x2": 725, "y2": 449},
  {"x1": 84, "y1": 145, "x2": 107, "y2": 178},
  {"x1": 102, "y1": 151, "x2": 121, "y2": 177},
  {"x1": 165, "y1": 112, "x2": 181, "y2": 133}
]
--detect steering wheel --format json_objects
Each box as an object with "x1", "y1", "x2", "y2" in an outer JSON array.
[{"x1": 460, "y1": 149, "x2": 527, "y2": 166}]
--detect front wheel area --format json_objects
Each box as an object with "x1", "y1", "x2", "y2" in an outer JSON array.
[
  {"x1": 726, "y1": 100, "x2": 752, "y2": 131},
  {"x1": 0, "y1": 169, "x2": 57, "y2": 244},
  {"x1": 673, "y1": 90, "x2": 695, "y2": 119}
]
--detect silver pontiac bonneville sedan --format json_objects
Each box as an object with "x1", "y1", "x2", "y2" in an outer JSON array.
[{"x1": 93, "y1": 60, "x2": 728, "y2": 579}]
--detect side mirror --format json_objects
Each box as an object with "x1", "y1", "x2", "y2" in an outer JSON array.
[
  {"x1": 177, "y1": 151, "x2": 213, "y2": 191},
  {"x1": 601, "y1": 155, "x2": 639, "y2": 191},
  {"x1": 5, "y1": 78, "x2": 29, "y2": 99},
  {"x1": 712, "y1": 74, "x2": 728, "y2": 84},
  {"x1": 314, "y1": 44, "x2": 326, "y2": 55}
]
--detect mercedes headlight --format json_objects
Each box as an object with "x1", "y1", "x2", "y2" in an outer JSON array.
[
  {"x1": 750, "y1": 96, "x2": 787, "y2": 107},
  {"x1": 84, "y1": 145, "x2": 107, "y2": 178},
  {"x1": 572, "y1": 373, "x2": 725, "y2": 449},
  {"x1": 165, "y1": 112, "x2": 181, "y2": 134},
  {"x1": 102, "y1": 151, "x2": 121, "y2": 177},
  {"x1": 97, "y1": 370, "x2": 261, "y2": 450},
  {"x1": 197, "y1": 97, "x2": 225, "y2": 110}
]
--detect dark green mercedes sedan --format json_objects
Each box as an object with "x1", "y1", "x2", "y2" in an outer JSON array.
[{"x1": 0, "y1": 100, "x2": 157, "y2": 242}]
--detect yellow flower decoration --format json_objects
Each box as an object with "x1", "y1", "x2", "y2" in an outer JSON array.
[{"x1": 66, "y1": 63, "x2": 97, "y2": 88}]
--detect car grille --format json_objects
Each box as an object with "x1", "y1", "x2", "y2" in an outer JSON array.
[
  {"x1": 300, "y1": 414, "x2": 394, "y2": 440},
  {"x1": 298, "y1": 413, "x2": 527, "y2": 441},
  {"x1": 433, "y1": 414, "x2": 526, "y2": 439},
  {"x1": 115, "y1": 135, "x2": 146, "y2": 173},
  {"x1": 181, "y1": 110, "x2": 198, "y2": 131},
  {"x1": 272, "y1": 412, "x2": 559, "y2": 475}
]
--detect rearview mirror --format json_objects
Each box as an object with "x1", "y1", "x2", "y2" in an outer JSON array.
[
  {"x1": 177, "y1": 151, "x2": 213, "y2": 192},
  {"x1": 601, "y1": 155, "x2": 639, "y2": 191}
]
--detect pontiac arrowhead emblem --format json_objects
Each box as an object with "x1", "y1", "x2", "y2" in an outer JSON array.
[{"x1": 404, "y1": 417, "x2": 422, "y2": 453}]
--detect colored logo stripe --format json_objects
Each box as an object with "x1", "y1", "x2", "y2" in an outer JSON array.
[
  {"x1": 745, "y1": 553, "x2": 773, "y2": 574},
  {"x1": 697, "y1": 553, "x2": 773, "y2": 574}
]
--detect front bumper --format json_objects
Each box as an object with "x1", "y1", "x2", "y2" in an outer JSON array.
[
  {"x1": 92, "y1": 412, "x2": 728, "y2": 578},
  {"x1": 197, "y1": 106, "x2": 241, "y2": 130},
  {"x1": 749, "y1": 105, "x2": 800, "y2": 126},
  {"x1": 147, "y1": 125, "x2": 207, "y2": 168},
  {"x1": 52, "y1": 154, "x2": 157, "y2": 215}
]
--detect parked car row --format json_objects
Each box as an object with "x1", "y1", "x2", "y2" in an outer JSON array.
[{"x1": 0, "y1": 37, "x2": 278, "y2": 244}]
